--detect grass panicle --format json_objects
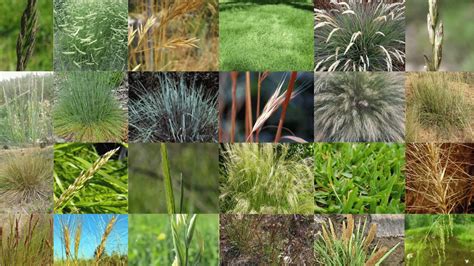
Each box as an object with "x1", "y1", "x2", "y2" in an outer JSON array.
[
  {"x1": 16, "y1": 0, "x2": 38, "y2": 71},
  {"x1": 424, "y1": 0, "x2": 443, "y2": 71}
]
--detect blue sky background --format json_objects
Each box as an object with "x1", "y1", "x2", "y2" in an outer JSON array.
[{"x1": 54, "y1": 214, "x2": 128, "y2": 260}]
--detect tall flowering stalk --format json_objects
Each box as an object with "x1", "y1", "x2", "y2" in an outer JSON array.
[{"x1": 424, "y1": 0, "x2": 443, "y2": 71}]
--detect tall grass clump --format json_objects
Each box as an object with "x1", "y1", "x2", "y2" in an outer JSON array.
[
  {"x1": 314, "y1": 143, "x2": 405, "y2": 214},
  {"x1": 220, "y1": 144, "x2": 314, "y2": 214},
  {"x1": 314, "y1": 72, "x2": 405, "y2": 142},
  {"x1": 0, "y1": 74, "x2": 52, "y2": 146},
  {"x1": 315, "y1": 0, "x2": 405, "y2": 71},
  {"x1": 54, "y1": 143, "x2": 128, "y2": 214},
  {"x1": 314, "y1": 215, "x2": 400, "y2": 265},
  {"x1": 128, "y1": 0, "x2": 218, "y2": 71},
  {"x1": 129, "y1": 73, "x2": 217, "y2": 142},
  {"x1": 53, "y1": 72, "x2": 126, "y2": 142},
  {"x1": 54, "y1": 0, "x2": 127, "y2": 70},
  {"x1": 0, "y1": 148, "x2": 52, "y2": 211},
  {"x1": 406, "y1": 143, "x2": 474, "y2": 214},
  {"x1": 406, "y1": 73, "x2": 472, "y2": 141},
  {"x1": 0, "y1": 214, "x2": 53, "y2": 265}
]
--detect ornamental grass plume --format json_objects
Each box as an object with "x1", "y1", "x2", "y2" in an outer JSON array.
[{"x1": 424, "y1": 0, "x2": 443, "y2": 71}]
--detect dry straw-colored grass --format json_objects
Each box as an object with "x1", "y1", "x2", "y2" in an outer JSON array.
[
  {"x1": 128, "y1": 0, "x2": 218, "y2": 71},
  {"x1": 406, "y1": 143, "x2": 474, "y2": 214}
]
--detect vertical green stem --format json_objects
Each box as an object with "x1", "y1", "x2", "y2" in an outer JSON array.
[{"x1": 161, "y1": 143, "x2": 175, "y2": 214}]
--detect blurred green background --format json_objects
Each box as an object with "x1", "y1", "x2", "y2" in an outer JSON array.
[
  {"x1": 0, "y1": 0, "x2": 53, "y2": 70},
  {"x1": 406, "y1": 0, "x2": 474, "y2": 71},
  {"x1": 128, "y1": 214, "x2": 219, "y2": 265},
  {"x1": 129, "y1": 143, "x2": 219, "y2": 213}
]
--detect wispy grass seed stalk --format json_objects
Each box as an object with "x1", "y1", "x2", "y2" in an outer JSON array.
[
  {"x1": 424, "y1": 0, "x2": 443, "y2": 71},
  {"x1": 16, "y1": 0, "x2": 38, "y2": 71}
]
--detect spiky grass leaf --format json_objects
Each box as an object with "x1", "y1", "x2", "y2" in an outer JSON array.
[
  {"x1": 315, "y1": 1, "x2": 405, "y2": 71},
  {"x1": 314, "y1": 72, "x2": 405, "y2": 142}
]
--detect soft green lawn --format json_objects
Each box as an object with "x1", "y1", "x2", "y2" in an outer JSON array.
[
  {"x1": 219, "y1": 0, "x2": 313, "y2": 71},
  {"x1": 0, "y1": 0, "x2": 53, "y2": 70}
]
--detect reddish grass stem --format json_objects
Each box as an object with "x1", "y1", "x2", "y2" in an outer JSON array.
[
  {"x1": 274, "y1": 72, "x2": 297, "y2": 143},
  {"x1": 230, "y1": 72, "x2": 238, "y2": 143},
  {"x1": 245, "y1": 72, "x2": 253, "y2": 142},
  {"x1": 256, "y1": 73, "x2": 262, "y2": 141}
]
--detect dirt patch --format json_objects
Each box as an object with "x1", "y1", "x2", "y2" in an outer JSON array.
[{"x1": 220, "y1": 214, "x2": 315, "y2": 265}]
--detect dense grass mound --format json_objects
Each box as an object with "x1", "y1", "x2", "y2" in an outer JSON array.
[
  {"x1": 406, "y1": 73, "x2": 473, "y2": 142},
  {"x1": 0, "y1": 149, "x2": 52, "y2": 205},
  {"x1": 220, "y1": 144, "x2": 314, "y2": 214},
  {"x1": 315, "y1": 1, "x2": 405, "y2": 71},
  {"x1": 129, "y1": 73, "x2": 218, "y2": 142},
  {"x1": 219, "y1": 0, "x2": 313, "y2": 71},
  {"x1": 314, "y1": 143, "x2": 405, "y2": 214},
  {"x1": 53, "y1": 72, "x2": 126, "y2": 142},
  {"x1": 54, "y1": 0, "x2": 127, "y2": 70},
  {"x1": 314, "y1": 72, "x2": 405, "y2": 142}
]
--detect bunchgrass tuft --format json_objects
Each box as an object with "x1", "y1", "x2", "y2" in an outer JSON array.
[
  {"x1": 315, "y1": 1, "x2": 405, "y2": 71},
  {"x1": 220, "y1": 144, "x2": 314, "y2": 214},
  {"x1": 0, "y1": 148, "x2": 52, "y2": 210},
  {"x1": 129, "y1": 73, "x2": 218, "y2": 142},
  {"x1": 53, "y1": 72, "x2": 126, "y2": 142},
  {"x1": 54, "y1": 0, "x2": 127, "y2": 70},
  {"x1": 314, "y1": 72, "x2": 405, "y2": 142},
  {"x1": 406, "y1": 73, "x2": 472, "y2": 141}
]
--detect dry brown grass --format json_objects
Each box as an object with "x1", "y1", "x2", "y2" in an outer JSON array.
[
  {"x1": 128, "y1": 0, "x2": 218, "y2": 71},
  {"x1": 406, "y1": 143, "x2": 474, "y2": 214}
]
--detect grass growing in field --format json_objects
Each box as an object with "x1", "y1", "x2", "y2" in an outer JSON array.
[
  {"x1": 54, "y1": 0, "x2": 127, "y2": 70},
  {"x1": 54, "y1": 143, "x2": 128, "y2": 214},
  {"x1": 314, "y1": 143, "x2": 405, "y2": 214},
  {"x1": 0, "y1": 1, "x2": 53, "y2": 70},
  {"x1": 128, "y1": 0, "x2": 218, "y2": 71},
  {"x1": 406, "y1": 143, "x2": 474, "y2": 214},
  {"x1": 220, "y1": 144, "x2": 314, "y2": 214},
  {"x1": 0, "y1": 214, "x2": 53, "y2": 265},
  {"x1": 406, "y1": 73, "x2": 473, "y2": 142},
  {"x1": 405, "y1": 214, "x2": 474, "y2": 265},
  {"x1": 129, "y1": 214, "x2": 218, "y2": 265},
  {"x1": 129, "y1": 72, "x2": 218, "y2": 142},
  {"x1": 314, "y1": 214, "x2": 400, "y2": 265},
  {"x1": 129, "y1": 143, "x2": 219, "y2": 213},
  {"x1": 0, "y1": 74, "x2": 53, "y2": 147},
  {"x1": 0, "y1": 147, "x2": 53, "y2": 213},
  {"x1": 314, "y1": 0, "x2": 405, "y2": 71},
  {"x1": 219, "y1": 0, "x2": 313, "y2": 71},
  {"x1": 54, "y1": 214, "x2": 128, "y2": 265},
  {"x1": 53, "y1": 72, "x2": 126, "y2": 142},
  {"x1": 314, "y1": 72, "x2": 405, "y2": 142}
]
